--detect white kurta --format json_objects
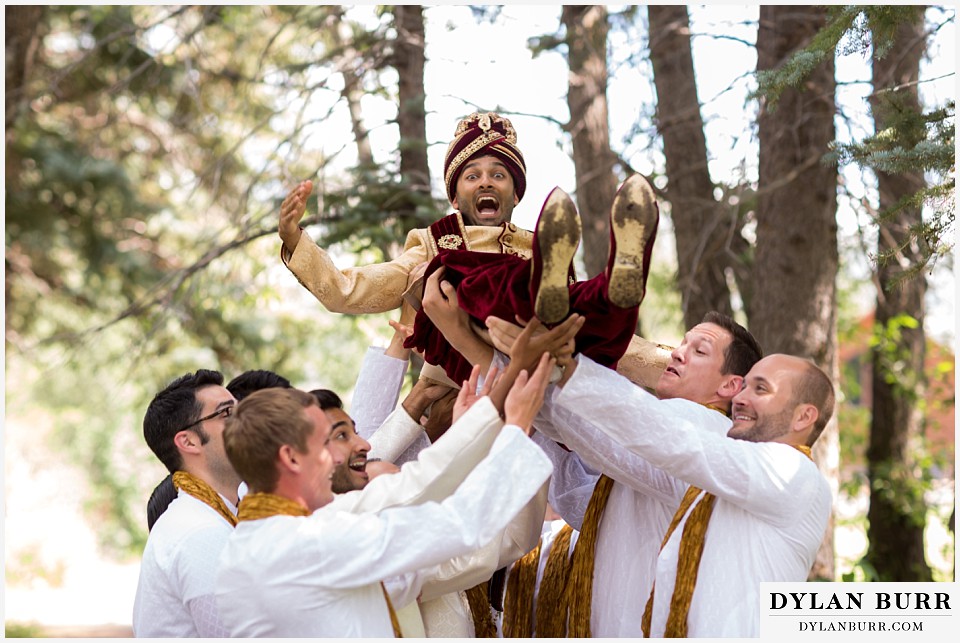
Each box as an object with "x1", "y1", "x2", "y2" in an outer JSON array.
[
  {"x1": 531, "y1": 431, "x2": 599, "y2": 530},
  {"x1": 353, "y1": 357, "x2": 547, "y2": 637},
  {"x1": 353, "y1": 345, "x2": 433, "y2": 466},
  {"x1": 214, "y1": 424, "x2": 553, "y2": 637},
  {"x1": 132, "y1": 490, "x2": 238, "y2": 637},
  {"x1": 535, "y1": 385, "x2": 729, "y2": 638},
  {"x1": 352, "y1": 346, "x2": 408, "y2": 432},
  {"x1": 556, "y1": 355, "x2": 832, "y2": 637}
]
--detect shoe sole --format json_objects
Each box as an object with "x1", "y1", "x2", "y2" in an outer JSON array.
[
  {"x1": 608, "y1": 175, "x2": 658, "y2": 309},
  {"x1": 534, "y1": 188, "x2": 581, "y2": 324}
]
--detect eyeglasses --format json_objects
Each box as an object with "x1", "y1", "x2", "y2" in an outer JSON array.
[{"x1": 179, "y1": 405, "x2": 234, "y2": 433}]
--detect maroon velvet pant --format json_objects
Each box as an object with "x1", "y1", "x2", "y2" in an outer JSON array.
[{"x1": 405, "y1": 250, "x2": 639, "y2": 384}]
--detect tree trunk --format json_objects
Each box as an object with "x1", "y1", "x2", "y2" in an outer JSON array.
[
  {"x1": 335, "y1": 15, "x2": 373, "y2": 167},
  {"x1": 562, "y1": 5, "x2": 618, "y2": 279},
  {"x1": 5, "y1": 5, "x2": 45, "y2": 338},
  {"x1": 5, "y1": 5, "x2": 43, "y2": 132},
  {"x1": 865, "y1": 8, "x2": 933, "y2": 582},
  {"x1": 5, "y1": 5, "x2": 44, "y2": 158},
  {"x1": 392, "y1": 4, "x2": 429, "y2": 198},
  {"x1": 754, "y1": 5, "x2": 839, "y2": 580},
  {"x1": 648, "y1": 5, "x2": 735, "y2": 328}
]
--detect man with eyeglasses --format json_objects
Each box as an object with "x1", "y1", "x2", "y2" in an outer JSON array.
[{"x1": 133, "y1": 369, "x2": 240, "y2": 637}]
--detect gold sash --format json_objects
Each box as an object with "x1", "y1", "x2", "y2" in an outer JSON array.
[
  {"x1": 565, "y1": 474, "x2": 615, "y2": 636},
  {"x1": 502, "y1": 538, "x2": 543, "y2": 637},
  {"x1": 464, "y1": 581, "x2": 499, "y2": 638},
  {"x1": 641, "y1": 444, "x2": 814, "y2": 637},
  {"x1": 534, "y1": 523, "x2": 575, "y2": 637},
  {"x1": 502, "y1": 522, "x2": 576, "y2": 637},
  {"x1": 172, "y1": 471, "x2": 237, "y2": 527}
]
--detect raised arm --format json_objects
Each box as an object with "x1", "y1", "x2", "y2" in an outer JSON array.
[
  {"x1": 352, "y1": 346, "x2": 408, "y2": 440},
  {"x1": 557, "y1": 355, "x2": 827, "y2": 525},
  {"x1": 279, "y1": 180, "x2": 428, "y2": 314},
  {"x1": 303, "y1": 425, "x2": 554, "y2": 590},
  {"x1": 328, "y1": 397, "x2": 504, "y2": 514}
]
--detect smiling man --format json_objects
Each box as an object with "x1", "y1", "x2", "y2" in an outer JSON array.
[
  {"x1": 309, "y1": 388, "x2": 372, "y2": 493},
  {"x1": 214, "y1": 373, "x2": 556, "y2": 637},
  {"x1": 277, "y1": 111, "x2": 669, "y2": 390},
  {"x1": 537, "y1": 336, "x2": 834, "y2": 637}
]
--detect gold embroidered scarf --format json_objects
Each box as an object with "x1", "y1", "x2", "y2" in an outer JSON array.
[
  {"x1": 501, "y1": 522, "x2": 576, "y2": 638},
  {"x1": 641, "y1": 444, "x2": 814, "y2": 637},
  {"x1": 172, "y1": 471, "x2": 237, "y2": 527},
  {"x1": 534, "y1": 523, "x2": 575, "y2": 637},
  {"x1": 565, "y1": 474, "x2": 615, "y2": 637},
  {"x1": 464, "y1": 581, "x2": 499, "y2": 638},
  {"x1": 502, "y1": 538, "x2": 543, "y2": 637}
]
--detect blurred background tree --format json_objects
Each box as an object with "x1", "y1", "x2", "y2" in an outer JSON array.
[{"x1": 4, "y1": 8, "x2": 954, "y2": 633}]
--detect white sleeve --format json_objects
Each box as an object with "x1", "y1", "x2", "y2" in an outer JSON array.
[
  {"x1": 531, "y1": 432, "x2": 598, "y2": 530},
  {"x1": 185, "y1": 594, "x2": 230, "y2": 637},
  {"x1": 557, "y1": 355, "x2": 825, "y2": 525},
  {"x1": 367, "y1": 407, "x2": 425, "y2": 462},
  {"x1": 537, "y1": 386, "x2": 696, "y2": 506},
  {"x1": 390, "y1": 434, "x2": 433, "y2": 466},
  {"x1": 352, "y1": 346, "x2": 408, "y2": 440},
  {"x1": 383, "y1": 568, "x2": 433, "y2": 609},
  {"x1": 327, "y1": 397, "x2": 503, "y2": 514},
  {"x1": 300, "y1": 425, "x2": 554, "y2": 589}
]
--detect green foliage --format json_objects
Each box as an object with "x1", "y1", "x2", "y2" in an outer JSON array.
[
  {"x1": 754, "y1": 5, "x2": 925, "y2": 107},
  {"x1": 753, "y1": 6, "x2": 955, "y2": 274},
  {"x1": 868, "y1": 314, "x2": 922, "y2": 397},
  {"x1": 5, "y1": 5, "x2": 419, "y2": 559},
  {"x1": 5, "y1": 622, "x2": 44, "y2": 638},
  {"x1": 312, "y1": 163, "x2": 444, "y2": 256},
  {"x1": 829, "y1": 101, "x2": 956, "y2": 274},
  {"x1": 870, "y1": 455, "x2": 938, "y2": 529},
  {"x1": 841, "y1": 558, "x2": 880, "y2": 582}
]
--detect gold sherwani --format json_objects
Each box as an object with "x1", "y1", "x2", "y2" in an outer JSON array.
[
  {"x1": 283, "y1": 219, "x2": 670, "y2": 390},
  {"x1": 283, "y1": 219, "x2": 533, "y2": 327}
]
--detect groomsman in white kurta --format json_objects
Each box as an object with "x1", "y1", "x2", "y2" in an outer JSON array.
[
  {"x1": 484, "y1": 310, "x2": 762, "y2": 637},
  {"x1": 328, "y1": 337, "x2": 548, "y2": 637},
  {"x1": 215, "y1": 355, "x2": 556, "y2": 637},
  {"x1": 550, "y1": 350, "x2": 834, "y2": 637},
  {"x1": 133, "y1": 370, "x2": 240, "y2": 638}
]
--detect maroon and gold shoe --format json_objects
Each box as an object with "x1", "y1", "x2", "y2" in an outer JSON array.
[
  {"x1": 606, "y1": 174, "x2": 659, "y2": 309},
  {"x1": 531, "y1": 187, "x2": 581, "y2": 324}
]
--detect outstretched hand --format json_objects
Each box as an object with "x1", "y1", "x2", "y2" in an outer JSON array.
[
  {"x1": 504, "y1": 353, "x2": 556, "y2": 434},
  {"x1": 279, "y1": 180, "x2": 311, "y2": 254},
  {"x1": 401, "y1": 375, "x2": 453, "y2": 423},
  {"x1": 486, "y1": 315, "x2": 547, "y2": 356},
  {"x1": 385, "y1": 318, "x2": 414, "y2": 360},
  {"x1": 422, "y1": 267, "x2": 470, "y2": 339},
  {"x1": 452, "y1": 364, "x2": 499, "y2": 424},
  {"x1": 487, "y1": 314, "x2": 584, "y2": 374}
]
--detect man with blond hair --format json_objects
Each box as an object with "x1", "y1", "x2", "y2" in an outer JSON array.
[{"x1": 215, "y1": 354, "x2": 557, "y2": 637}]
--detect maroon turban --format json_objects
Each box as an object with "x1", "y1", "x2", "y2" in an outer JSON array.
[{"x1": 443, "y1": 112, "x2": 527, "y2": 204}]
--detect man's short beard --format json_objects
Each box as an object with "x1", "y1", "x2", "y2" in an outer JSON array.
[
  {"x1": 733, "y1": 406, "x2": 794, "y2": 444},
  {"x1": 331, "y1": 463, "x2": 363, "y2": 494}
]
